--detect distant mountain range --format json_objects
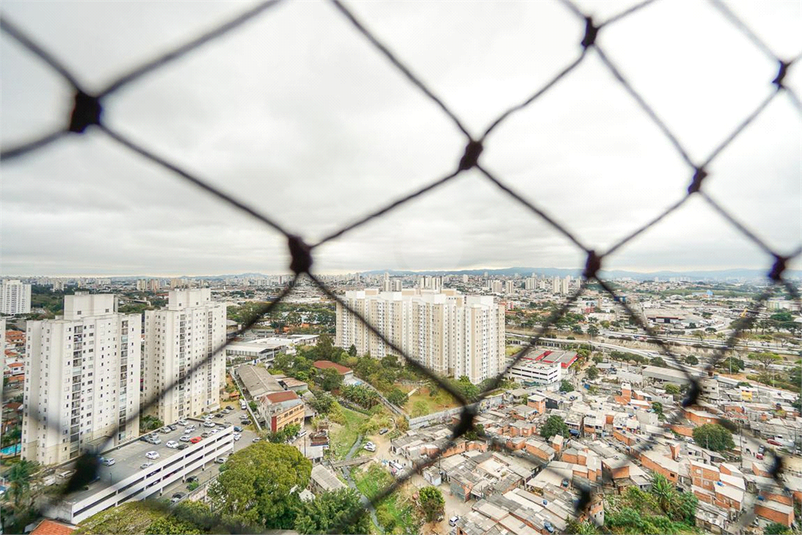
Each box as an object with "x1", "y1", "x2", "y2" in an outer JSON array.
[
  {"x1": 360, "y1": 267, "x2": 802, "y2": 281},
  {"x1": 107, "y1": 267, "x2": 800, "y2": 282}
]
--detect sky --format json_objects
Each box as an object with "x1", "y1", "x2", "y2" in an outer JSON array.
[{"x1": 1, "y1": 0, "x2": 800, "y2": 277}]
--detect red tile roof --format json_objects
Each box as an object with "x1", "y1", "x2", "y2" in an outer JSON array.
[
  {"x1": 312, "y1": 360, "x2": 352, "y2": 375},
  {"x1": 31, "y1": 520, "x2": 75, "y2": 535},
  {"x1": 265, "y1": 391, "x2": 299, "y2": 403}
]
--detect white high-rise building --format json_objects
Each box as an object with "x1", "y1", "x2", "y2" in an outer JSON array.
[
  {"x1": 143, "y1": 289, "x2": 226, "y2": 424},
  {"x1": 561, "y1": 276, "x2": 572, "y2": 295},
  {"x1": 336, "y1": 289, "x2": 505, "y2": 384},
  {"x1": 1, "y1": 280, "x2": 31, "y2": 315},
  {"x1": 552, "y1": 277, "x2": 561, "y2": 294},
  {"x1": 504, "y1": 281, "x2": 515, "y2": 294},
  {"x1": 22, "y1": 294, "x2": 141, "y2": 465}
]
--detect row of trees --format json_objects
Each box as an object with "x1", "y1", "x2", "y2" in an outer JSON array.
[
  {"x1": 207, "y1": 442, "x2": 368, "y2": 533},
  {"x1": 340, "y1": 385, "x2": 380, "y2": 409}
]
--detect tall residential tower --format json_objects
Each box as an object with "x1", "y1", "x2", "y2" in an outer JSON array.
[
  {"x1": 143, "y1": 289, "x2": 226, "y2": 424},
  {"x1": 22, "y1": 294, "x2": 141, "y2": 465},
  {"x1": 336, "y1": 289, "x2": 505, "y2": 384}
]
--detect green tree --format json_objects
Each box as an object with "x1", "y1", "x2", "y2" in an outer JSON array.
[
  {"x1": 765, "y1": 522, "x2": 790, "y2": 535},
  {"x1": 651, "y1": 401, "x2": 664, "y2": 419},
  {"x1": 540, "y1": 416, "x2": 569, "y2": 440},
  {"x1": 692, "y1": 423, "x2": 735, "y2": 452},
  {"x1": 586, "y1": 366, "x2": 599, "y2": 380},
  {"x1": 565, "y1": 518, "x2": 600, "y2": 534},
  {"x1": 418, "y1": 486, "x2": 445, "y2": 523},
  {"x1": 649, "y1": 356, "x2": 667, "y2": 368},
  {"x1": 7, "y1": 459, "x2": 38, "y2": 508},
  {"x1": 387, "y1": 388, "x2": 408, "y2": 407},
  {"x1": 749, "y1": 351, "x2": 782, "y2": 371},
  {"x1": 140, "y1": 414, "x2": 164, "y2": 432},
  {"x1": 318, "y1": 367, "x2": 344, "y2": 391},
  {"x1": 249, "y1": 400, "x2": 258, "y2": 412},
  {"x1": 664, "y1": 383, "x2": 681, "y2": 398},
  {"x1": 348, "y1": 344, "x2": 357, "y2": 357},
  {"x1": 650, "y1": 474, "x2": 675, "y2": 514},
  {"x1": 559, "y1": 380, "x2": 574, "y2": 393},
  {"x1": 309, "y1": 391, "x2": 335, "y2": 414},
  {"x1": 685, "y1": 355, "x2": 699, "y2": 366},
  {"x1": 295, "y1": 488, "x2": 369, "y2": 535},
  {"x1": 587, "y1": 325, "x2": 599, "y2": 338},
  {"x1": 592, "y1": 355, "x2": 604, "y2": 364},
  {"x1": 209, "y1": 442, "x2": 312, "y2": 529},
  {"x1": 148, "y1": 517, "x2": 202, "y2": 535}
]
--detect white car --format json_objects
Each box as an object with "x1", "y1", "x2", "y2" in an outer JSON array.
[
  {"x1": 449, "y1": 516, "x2": 460, "y2": 527},
  {"x1": 185, "y1": 425, "x2": 196, "y2": 432},
  {"x1": 140, "y1": 461, "x2": 153, "y2": 470},
  {"x1": 177, "y1": 419, "x2": 187, "y2": 426},
  {"x1": 204, "y1": 421, "x2": 216, "y2": 428},
  {"x1": 364, "y1": 442, "x2": 376, "y2": 452},
  {"x1": 166, "y1": 440, "x2": 179, "y2": 449},
  {"x1": 145, "y1": 451, "x2": 160, "y2": 460},
  {"x1": 233, "y1": 433, "x2": 242, "y2": 441},
  {"x1": 179, "y1": 435, "x2": 191, "y2": 442}
]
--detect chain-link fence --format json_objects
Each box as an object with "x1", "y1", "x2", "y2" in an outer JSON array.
[{"x1": 2, "y1": 0, "x2": 800, "y2": 533}]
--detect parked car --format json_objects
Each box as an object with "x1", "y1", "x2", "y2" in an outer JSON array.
[
  {"x1": 364, "y1": 441, "x2": 376, "y2": 452},
  {"x1": 186, "y1": 476, "x2": 198, "y2": 483},
  {"x1": 166, "y1": 440, "x2": 179, "y2": 449},
  {"x1": 767, "y1": 439, "x2": 781, "y2": 446},
  {"x1": 201, "y1": 432, "x2": 210, "y2": 438},
  {"x1": 233, "y1": 433, "x2": 242, "y2": 441},
  {"x1": 215, "y1": 413, "x2": 224, "y2": 419},
  {"x1": 145, "y1": 451, "x2": 160, "y2": 460},
  {"x1": 149, "y1": 436, "x2": 162, "y2": 445},
  {"x1": 168, "y1": 424, "x2": 178, "y2": 431},
  {"x1": 379, "y1": 428, "x2": 389, "y2": 435},
  {"x1": 252, "y1": 437, "x2": 262, "y2": 443},
  {"x1": 215, "y1": 457, "x2": 227, "y2": 464},
  {"x1": 204, "y1": 421, "x2": 216, "y2": 428},
  {"x1": 159, "y1": 427, "x2": 171, "y2": 434},
  {"x1": 171, "y1": 492, "x2": 185, "y2": 504},
  {"x1": 449, "y1": 516, "x2": 460, "y2": 527},
  {"x1": 100, "y1": 457, "x2": 115, "y2": 466},
  {"x1": 226, "y1": 405, "x2": 233, "y2": 410},
  {"x1": 177, "y1": 444, "x2": 189, "y2": 450},
  {"x1": 185, "y1": 424, "x2": 196, "y2": 432},
  {"x1": 190, "y1": 437, "x2": 202, "y2": 444},
  {"x1": 177, "y1": 419, "x2": 188, "y2": 426},
  {"x1": 180, "y1": 435, "x2": 191, "y2": 442},
  {"x1": 233, "y1": 426, "x2": 243, "y2": 432}
]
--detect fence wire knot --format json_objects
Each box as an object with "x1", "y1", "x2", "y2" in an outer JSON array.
[
  {"x1": 768, "y1": 255, "x2": 787, "y2": 281},
  {"x1": 687, "y1": 166, "x2": 708, "y2": 194},
  {"x1": 458, "y1": 139, "x2": 483, "y2": 171},
  {"x1": 582, "y1": 250, "x2": 602, "y2": 280},
  {"x1": 68, "y1": 91, "x2": 103, "y2": 133},
  {"x1": 581, "y1": 16, "x2": 599, "y2": 49},
  {"x1": 453, "y1": 405, "x2": 478, "y2": 440},
  {"x1": 772, "y1": 59, "x2": 789, "y2": 89},
  {"x1": 288, "y1": 235, "x2": 313, "y2": 274}
]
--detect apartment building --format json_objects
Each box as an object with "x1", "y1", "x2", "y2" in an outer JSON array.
[
  {"x1": 1, "y1": 279, "x2": 31, "y2": 315},
  {"x1": 22, "y1": 294, "x2": 141, "y2": 465},
  {"x1": 336, "y1": 289, "x2": 505, "y2": 384},
  {"x1": 143, "y1": 289, "x2": 226, "y2": 424}
]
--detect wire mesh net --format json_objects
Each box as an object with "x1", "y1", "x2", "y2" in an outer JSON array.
[{"x1": 1, "y1": 0, "x2": 800, "y2": 533}]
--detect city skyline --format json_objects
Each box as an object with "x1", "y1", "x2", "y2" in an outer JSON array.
[{"x1": 1, "y1": 1, "x2": 800, "y2": 277}]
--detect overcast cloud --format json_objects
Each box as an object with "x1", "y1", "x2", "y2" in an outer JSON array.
[{"x1": 1, "y1": 0, "x2": 800, "y2": 276}]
